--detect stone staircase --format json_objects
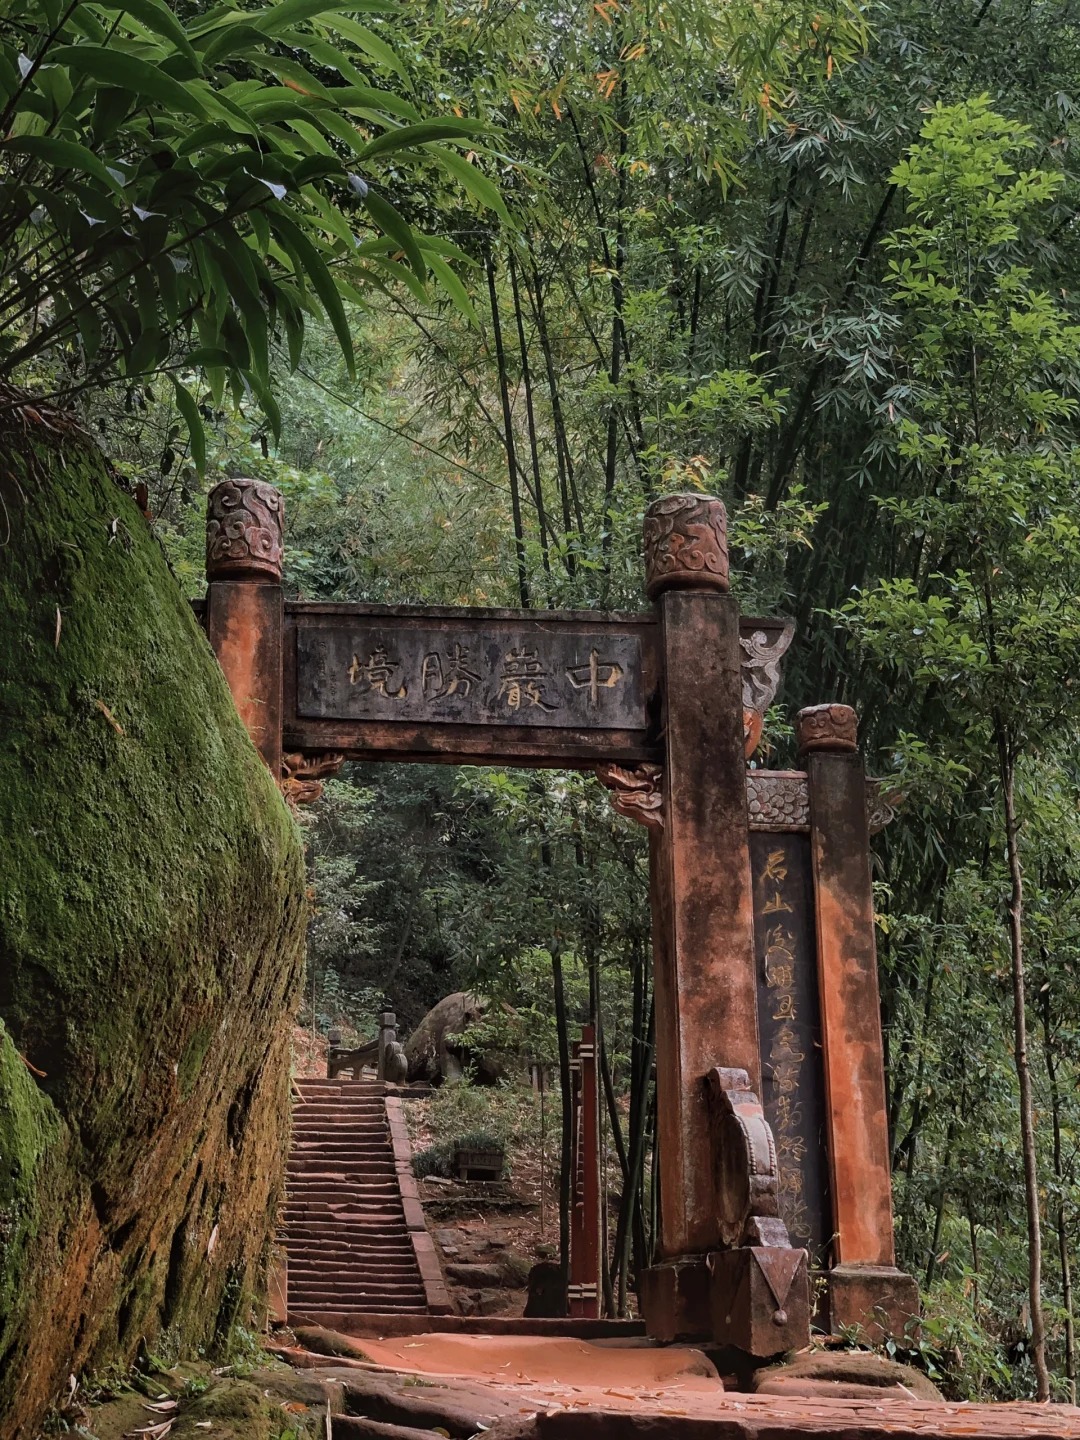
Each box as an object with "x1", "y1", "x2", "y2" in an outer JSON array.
[{"x1": 282, "y1": 1077, "x2": 450, "y2": 1319}]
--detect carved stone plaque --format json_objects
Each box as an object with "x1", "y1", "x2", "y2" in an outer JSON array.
[
  {"x1": 297, "y1": 624, "x2": 647, "y2": 730},
  {"x1": 750, "y1": 831, "x2": 832, "y2": 1272}
]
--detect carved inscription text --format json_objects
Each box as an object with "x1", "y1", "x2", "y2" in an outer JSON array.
[{"x1": 297, "y1": 625, "x2": 646, "y2": 731}]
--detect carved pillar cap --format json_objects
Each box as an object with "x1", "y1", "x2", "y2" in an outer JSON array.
[
  {"x1": 796, "y1": 703, "x2": 858, "y2": 756},
  {"x1": 643, "y1": 492, "x2": 728, "y2": 599},
  {"x1": 206, "y1": 478, "x2": 284, "y2": 582}
]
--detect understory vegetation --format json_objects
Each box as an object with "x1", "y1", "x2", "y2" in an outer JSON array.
[{"x1": 5, "y1": 0, "x2": 1080, "y2": 1409}]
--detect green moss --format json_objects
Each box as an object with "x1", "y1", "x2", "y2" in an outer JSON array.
[
  {"x1": 0, "y1": 408, "x2": 307, "y2": 1437},
  {"x1": 0, "y1": 1021, "x2": 63, "y2": 1339},
  {"x1": 177, "y1": 1025, "x2": 214, "y2": 1101}
]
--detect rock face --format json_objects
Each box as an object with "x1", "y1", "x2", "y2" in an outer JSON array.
[
  {"x1": 0, "y1": 401, "x2": 307, "y2": 1438},
  {"x1": 404, "y1": 992, "x2": 500, "y2": 1084}
]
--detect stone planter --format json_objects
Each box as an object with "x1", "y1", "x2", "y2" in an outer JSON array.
[{"x1": 454, "y1": 1145, "x2": 505, "y2": 1181}]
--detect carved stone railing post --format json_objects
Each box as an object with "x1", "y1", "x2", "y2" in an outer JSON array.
[
  {"x1": 640, "y1": 493, "x2": 761, "y2": 1341},
  {"x1": 204, "y1": 479, "x2": 285, "y2": 778},
  {"x1": 800, "y1": 704, "x2": 919, "y2": 1341},
  {"x1": 377, "y1": 1010, "x2": 397, "y2": 1082}
]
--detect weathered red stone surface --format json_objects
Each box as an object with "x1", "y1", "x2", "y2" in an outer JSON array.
[
  {"x1": 801, "y1": 709, "x2": 895, "y2": 1274},
  {"x1": 275, "y1": 1332, "x2": 1080, "y2": 1440},
  {"x1": 644, "y1": 492, "x2": 730, "y2": 597},
  {"x1": 649, "y1": 590, "x2": 760, "y2": 1262},
  {"x1": 482, "y1": 1399, "x2": 1080, "y2": 1438},
  {"x1": 206, "y1": 579, "x2": 284, "y2": 777}
]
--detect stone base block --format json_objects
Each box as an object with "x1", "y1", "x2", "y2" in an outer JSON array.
[
  {"x1": 828, "y1": 1262, "x2": 920, "y2": 1344},
  {"x1": 708, "y1": 1247, "x2": 810, "y2": 1357},
  {"x1": 640, "y1": 1258, "x2": 711, "y2": 1342}
]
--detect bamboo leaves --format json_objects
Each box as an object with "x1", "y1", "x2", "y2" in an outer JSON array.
[{"x1": 0, "y1": 0, "x2": 501, "y2": 466}]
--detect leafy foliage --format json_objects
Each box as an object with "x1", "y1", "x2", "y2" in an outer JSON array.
[{"x1": 0, "y1": 0, "x2": 492, "y2": 453}]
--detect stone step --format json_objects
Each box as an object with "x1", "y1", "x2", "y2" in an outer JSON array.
[
  {"x1": 290, "y1": 1271, "x2": 422, "y2": 1286},
  {"x1": 290, "y1": 1294, "x2": 429, "y2": 1308},
  {"x1": 283, "y1": 1203, "x2": 406, "y2": 1215},
  {"x1": 287, "y1": 1249, "x2": 416, "y2": 1265},
  {"x1": 285, "y1": 1083, "x2": 436, "y2": 1319},
  {"x1": 287, "y1": 1175, "x2": 397, "y2": 1187}
]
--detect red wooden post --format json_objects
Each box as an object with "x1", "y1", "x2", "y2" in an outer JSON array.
[
  {"x1": 204, "y1": 479, "x2": 285, "y2": 778},
  {"x1": 799, "y1": 704, "x2": 918, "y2": 1341},
  {"x1": 570, "y1": 1024, "x2": 601, "y2": 1318},
  {"x1": 640, "y1": 494, "x2": 761, "y2": 1337}
]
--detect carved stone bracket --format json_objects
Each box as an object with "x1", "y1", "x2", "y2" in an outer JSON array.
[
  {"x1": 595, "y1": 762, "x2": 664, "y2": 830},
  {"x1": 739, "y1": 623, "x2": 794, "y2": 759},
  {"x1": 206, "y1": 478, "x2": 285, "y2": 582},
  {"x1": 740, "y1": 623, "x2": 795, "y2": 716},
  {"x1": 706, "y1": 1066, "x2": 791, "y2": 1251},
  {"x1": 866, "y1": 779, "x2": 902, "y2": 835},
  {"x1": 746, "y1": 771, "x2": 899, "y2": 835},
  {"x1": 281, "y1": 751, "x2": 345, "y2": 806}
]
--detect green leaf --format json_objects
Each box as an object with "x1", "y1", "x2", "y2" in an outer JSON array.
[
  {"x1": 246, "y1": 367, "x2": 282, "y2": 441},
  {"x1": 0, "y1": 135, "x2": 126, "y2": 193},
  {"x1": 426, "y1": 252, "x2": 477, "y2": 325},
  {"x1": 92, "y1": 0, "x2": 201, "y2": 69},
  {"x1": 253, "y1": 0, "x2": 395, "y2": 38},
  {"x1": 68, "y1": 8, "x2": 109, "y2": 42},
  {"x1": 364, "y1": 189, "x2": 424, "y2": 278},
  {"x1": 197, "y1": 21, "x2": 276, "y2": 65},
  {"x1": 427, "y1": 145, "x2": 509, "y2": 222},
  {"x1": 356, "y1": 119, "x2": 482, "y2": 162},
  {"x1": 171, "y1": 377, "x2": 207, "y2": 474},
  {"x1": 369, "y1": 252, "x2": 427, "y2": 303},
  {"x1": 325, "y1": 83, "x2": 418, "y2": 121},
  {"x1": 49, "y1": 45, "x2": 209, "y2": 117},
  {"x1": 272, "y1": 211, "x2": 355, "y2": 378},
  {"x1": 323, "y1": 15, "x2": 405, "y2": 77}
]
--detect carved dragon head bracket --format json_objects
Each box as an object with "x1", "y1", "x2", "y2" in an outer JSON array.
[
  {"x1": 594, "y1": 762, "x2": 664, "y2": 830},
  {"x1": 281, "y1": 751, "x2": 345, "y2": 806}
]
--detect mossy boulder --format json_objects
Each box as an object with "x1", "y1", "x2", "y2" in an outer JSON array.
[{"x1": 0, "y1": 397, "x2": 307, "y2": 1437}]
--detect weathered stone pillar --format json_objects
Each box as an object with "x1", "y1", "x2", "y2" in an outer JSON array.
[
  {"x1": 205, "y1": 479, "x2": 285, "y2": 778},
  {"x1": 377, "y1": 1010, "x2": 397, "y2": 1082},
  {"x1": 799, "y1": 704, "x2": 918, "y2": 1340},
  {"x1": 641, "y1": 493, "x2": 761, "y2": 1337}
]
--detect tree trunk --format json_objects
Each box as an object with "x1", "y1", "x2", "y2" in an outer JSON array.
[
  {"x1": 484, "y1": 247, "x2": 530, "y2": 609},
  {"x1": 996, "y1": 720, "x2": 1050, "y2": 1400},
  {"x1": 1041, "y1": 979, "x2": 1076, "y2": 1403},
  {"x1": 507, "y1": 249, "x2": 552, "y2": 580}
]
